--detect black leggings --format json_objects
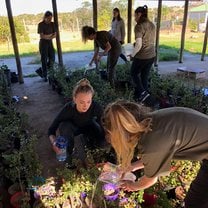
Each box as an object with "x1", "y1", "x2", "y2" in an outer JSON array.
[
  {"x1": 131, "y1": 57, "x2": 155, "y2": 97},
  {"x1": 39, "y1": 39, "x2": 55, "y2": 78},
  {"x1": 59, "y1": 120, "x2": 105, "y2": 160},
  {"x1": 184, "y1": 159, "x2": 208, "y2": 208}
]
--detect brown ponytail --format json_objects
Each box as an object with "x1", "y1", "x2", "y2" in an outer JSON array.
[{"x1": 72, "y1": 78, "x2": 94, "y2": 97}]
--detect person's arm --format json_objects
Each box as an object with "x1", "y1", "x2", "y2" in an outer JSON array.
[
  {"x1": 128, "y1": 159, "x2": 144, "y2": 172},
  {"x1": 40, "y1": 32, "x2": 56, "y2": 40},
  {"x1": 99, "y1": 41, "x2": 111, "y2": 59},
  {"x1": 120, "y1": 175, "x2": 158, "y2": 192},
  {"x1": 131, "y1": 37, "x2": 142, "y2": 57},
  {"x1": 48, "y1": 104, "x2": 70, "y2": 138},
  {"x1": 89, "y1": 46, "x2": 99, "y2": 65},
  {"x1": 120, "y1": 20, "x2": 125, "y2": 44}
]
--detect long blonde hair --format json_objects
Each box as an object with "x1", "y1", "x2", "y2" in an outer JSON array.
[{"x1": 103, "y1": 100, "x2": 152, "y2": 170}]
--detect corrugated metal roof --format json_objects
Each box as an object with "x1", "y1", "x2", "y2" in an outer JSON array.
[{"x1": 190, "y1": 4, "x2": 208, "y2": 12}]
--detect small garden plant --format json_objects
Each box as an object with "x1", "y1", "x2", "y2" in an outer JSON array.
[{"x1": 1, "y1": 62, "x2": 208, "y2": 207}]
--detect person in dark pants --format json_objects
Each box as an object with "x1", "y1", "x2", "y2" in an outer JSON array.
[
  {"x1": 110, "y1": 8, "x2": 128, "y2": 63},
  {"x1": 102, "y1": 100, "x2": 208, "y2": 208},
  {"x1": 48, "y1": 78, "x2": 106, "y2": 167},
  {"x1": 130, "y1": 5, "x2": 155, "y2": 102},
  {"x1": 81, "y1": 26, "x2": 121, "y2": 88},
  {"x1": 37, "y1": 11, "x2": 56, "y2": 82}
]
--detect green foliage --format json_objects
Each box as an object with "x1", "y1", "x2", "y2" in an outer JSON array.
[
  {"x1": 0, "y1": 17, "x2": 10, "y2": 43},
  {"x1": 0, "y1": 16, "x2": 29, "y2": 44},
  {"x1": 48, "y1": 63, "x2": 134, "y2": 107},
  {"x1": 160, "y1": 160, "x2": 200, "y2": 188},
  {"x1": 189, "y1": 19, "x2": 198, "y2": 31},
  {"x1": 149, "y1": 69, "x2": 208, "y2": 113},
  {"x1": 159, "y1": 47, "x2": 178, "y2": 61},
  {"x1": 0, "y1": 72, "x2": 41, "y2": 187}
]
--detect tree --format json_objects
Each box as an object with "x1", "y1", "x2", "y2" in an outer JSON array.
[
  {"x1": 97, "y1": 0, "x2": 113, "y2": 30},
  {"x1": 0, "y1": 17, "x2": 10, "y2": 43}
]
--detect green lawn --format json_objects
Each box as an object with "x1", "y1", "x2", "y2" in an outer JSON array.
[{"x1": 0, "y1": 31, "x2": 206, "y2": 59}]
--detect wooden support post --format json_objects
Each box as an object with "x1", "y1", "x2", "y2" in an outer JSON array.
[
  {"x1": 179, "y1": 0, "x2": 189, "y2": 63},
  {"x1": 52, "y1": 0, "x2": 63, "y2": 67},
  {"x1": 92, "y1": 0, "x2": 97, "y2": 50},
  {"x1": 92, "y1": 0, "x2": 97, "y2": 31},
  {"x1": 5, "y1": 0, "x2": 24, "y2": 84},
  {"x1": 127, "y1": 0, "x2": 132, "y2": 43},
  {"x1": 154, "y1": 0, "x2": 162, "y2": 67},
  {"x1": 201, "y1": 17, "x2": 208, "y2": 61}
]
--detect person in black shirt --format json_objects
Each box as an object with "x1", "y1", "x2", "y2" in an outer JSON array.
[
  {"x1": 81, "y1": 26, "x2": 121, "y2": 88},
  {"x1": 37, "y1": 11, "x2": 56, "y2": 82},
  {"x1": 48, "y1": 78, "x2": 105, "y2": 167}
]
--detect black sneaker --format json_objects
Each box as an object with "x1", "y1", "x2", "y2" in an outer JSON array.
[
  {"x1": 138, "y1": 91, "x2": 150, "y2": 103},
  {"x1": 65, "y1": 163, "x2": 76, "y2": 169},
  {"x1": 35, "y1": 68, "x2": 43, "y2": 78}
]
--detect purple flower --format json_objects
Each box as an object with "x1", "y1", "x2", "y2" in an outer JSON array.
[
  {"x1": 103, "y1": 183, "x2": 119, "y2": 201},
  {"x1": 80, "y1": 192, "x2": 87, "y2": 200}
]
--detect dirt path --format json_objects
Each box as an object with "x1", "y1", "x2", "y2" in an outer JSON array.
[{"x1": 11, "y1": 77, "x2": 66, "y2": 178}]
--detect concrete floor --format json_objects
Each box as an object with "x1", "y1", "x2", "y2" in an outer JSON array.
[{"x1": 1, "y1": 51, "x2": 208, "y2": 79}]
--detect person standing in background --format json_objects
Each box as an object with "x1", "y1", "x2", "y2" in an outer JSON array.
[
  {"x1": 111, "y1": 8, "x2": 128, "y2": 63},
  {"x1": 130, "y1": 5, "x2": 156, "y2": 103},
  {"x1": 37, "y1": 11, "x2": 56, "y2": 82}
]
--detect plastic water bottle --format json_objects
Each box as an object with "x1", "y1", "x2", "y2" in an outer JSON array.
[{"x1": 55, "y1": 136, "x2": 67, "y2": 161}]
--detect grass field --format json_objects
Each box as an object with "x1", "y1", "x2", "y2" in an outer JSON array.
[{"x1": 0, "y1": 30, "x2": 206, "y2": 59}]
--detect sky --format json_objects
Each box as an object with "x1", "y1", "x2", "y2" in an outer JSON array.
[
  {"x1": 0, "y1": 0, "x2": 83, "y2": 16},
  {"x1": 0, "y1": 0, "x2": 186, "y2": 16}
]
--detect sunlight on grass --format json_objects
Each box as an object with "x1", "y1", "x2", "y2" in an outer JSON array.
[
  {"x1": 0, "y1": 40, "x2": 94, "y2": 58},
  {"x1": 0, "y1": 31, "x2": 205, "y2": 59}
]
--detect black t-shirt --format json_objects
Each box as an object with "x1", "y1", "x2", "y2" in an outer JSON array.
[
  {"x1": 138, "y1": 107, "x2": 208, "y2": 177},
  {"x1": 48, "y1": 101, "x2": 103, "y2": 136},
  {"x1": 37, "y1": 21, "x2": 56, "y2": 38},
  {"x1": 95, "y1": 31, "x2": 120, "y2": 50}
]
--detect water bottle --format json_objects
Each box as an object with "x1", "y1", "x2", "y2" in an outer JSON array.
[{"x1": 55, "y1": 136, "x2": 67, "y2": 162}]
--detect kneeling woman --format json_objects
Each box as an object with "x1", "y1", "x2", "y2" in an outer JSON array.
[
  {"x1": 48, "y1": 78, "x2": 105, "y2": 166},
  {"x1": 103, "y1": 100, "x2": 208, "y2": 208}
]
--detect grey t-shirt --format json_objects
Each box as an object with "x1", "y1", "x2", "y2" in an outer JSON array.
[
  {"x1": 134, "y1": 20, "x2": 156, "y2": 59},
  {"x1": 138, "y1": 107, "x2": 208, "y2": 177},
  {"x1": 111, "y1": 19, "x2": 125, "y2": 42}
]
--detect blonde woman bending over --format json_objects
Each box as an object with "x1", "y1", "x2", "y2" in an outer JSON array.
[{"x1": 103, "y1": 100, "x2": 208, "y2": 208}]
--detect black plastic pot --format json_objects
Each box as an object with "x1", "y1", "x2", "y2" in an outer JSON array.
[{"x1": 4, "y1": 69, "x2": 11, "y2": 87}]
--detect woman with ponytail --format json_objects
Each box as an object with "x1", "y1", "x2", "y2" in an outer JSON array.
[
  {"x1": 103, "y1": 100, "x2": 208, "y2": 207},
  {"x1": 81, "y1": 26, "x2": 121, "y2": 88},
  {"x1": 48, "y1": 78, "x2": 105, "y2": 167},
  {"x1": 130, "y1": 5, "x2": 156, "y2": 103}
]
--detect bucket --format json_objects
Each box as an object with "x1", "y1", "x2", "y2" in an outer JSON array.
[{"x1": 123, "y1": 43, "x2": 134, "y2": 56}]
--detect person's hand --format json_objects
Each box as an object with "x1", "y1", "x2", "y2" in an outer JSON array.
[
  {"x1": 119, "y1": 180, "x2": 139, "y2": 192},
  {"x1": 49, "y1": 135, "x2": 61, "y2": 154},
  {"x1": 175, "y1": 186, "x2": 186, "y2": 200},
  {"x1": 103, "y1": 162, "x2": 117, "y2": 172},
  {"x1": 127, "y1": 54, "x2": 133, "y2": 61}
]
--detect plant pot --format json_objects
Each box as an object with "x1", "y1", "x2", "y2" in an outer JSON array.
[
  {"x1": 3, "y1": 69, "x2": 11, "y2": 87},
  {"x1": 10, "y1": 192, "x2": 26, "y2": 208},
  {"x1": 142, "y1": 192, "x2": 157, "y2": 206}
]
